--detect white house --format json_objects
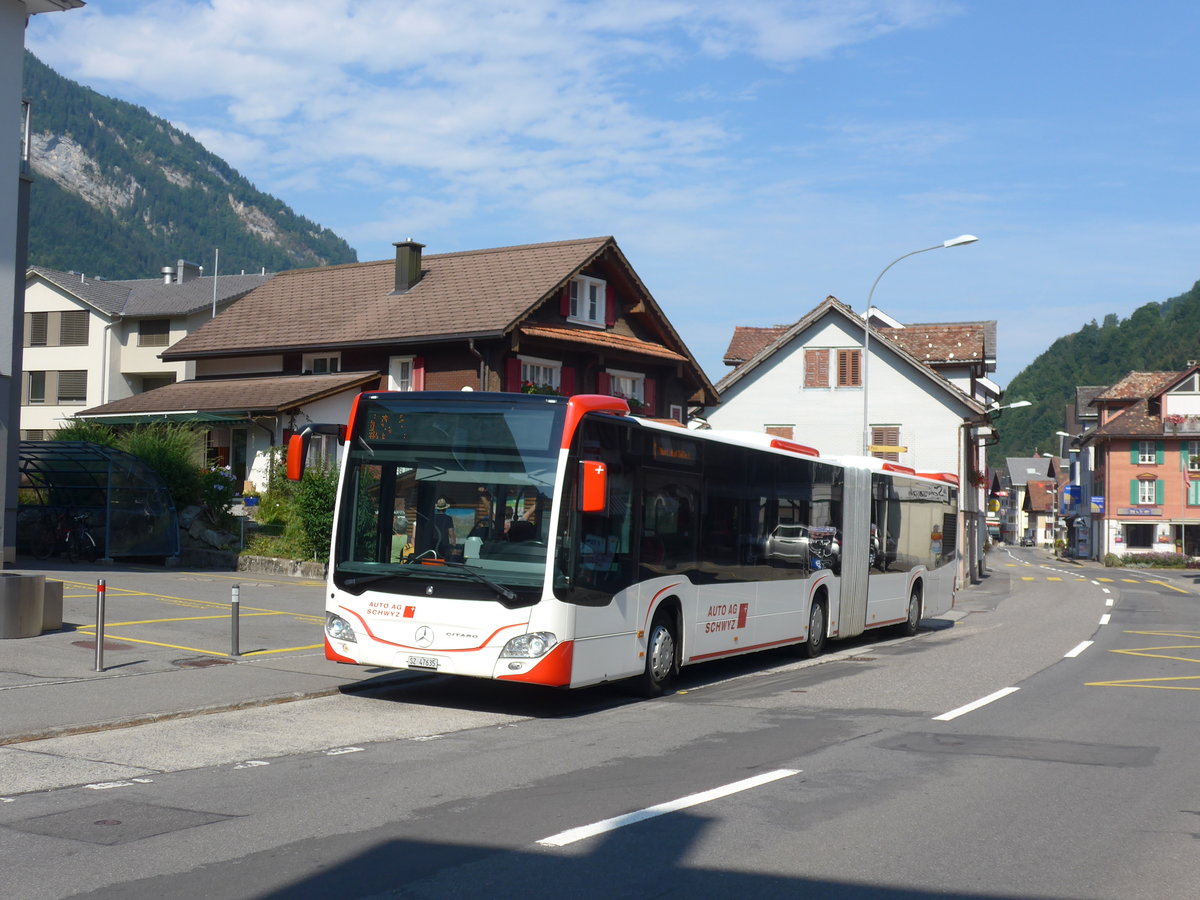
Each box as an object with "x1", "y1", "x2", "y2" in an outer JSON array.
[
  {"x1": 20, "y1": 263, "x2": 271, "y2": 438},
  {"x1": 704, "y1": 296, "x2": 1000, "y2": 583}
]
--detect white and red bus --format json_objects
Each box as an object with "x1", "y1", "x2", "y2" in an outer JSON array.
[{"x1": 289, "y1": 392, "x2": 959, "y2": 695}]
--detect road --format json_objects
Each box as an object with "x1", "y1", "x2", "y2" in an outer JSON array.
[{"x1": 3, "y1": 549, "x2": 1199, "y2": 899}]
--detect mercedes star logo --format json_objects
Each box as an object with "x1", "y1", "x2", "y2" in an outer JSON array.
[{"x1": 415, "y1": 626, "x2": 434, "y2": 647}]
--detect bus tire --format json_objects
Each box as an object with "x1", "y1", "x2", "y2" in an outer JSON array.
[
  {"x1": 898, "y1": 587, "x2": 922, "y2": 637},
  {"x1": 637, "y1": 610, "x2": 677, "y2": 697},
  {"x1": 801, "y1": 597, "x2": 826, "y2": 659}
]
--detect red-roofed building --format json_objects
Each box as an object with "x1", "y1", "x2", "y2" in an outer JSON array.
[
  {"x1": 1077, "y1": 366, "x2": 1200, "y2": 559},
  {"x1": 77, "y1": 237, "x2": 717, "y2": 489}
]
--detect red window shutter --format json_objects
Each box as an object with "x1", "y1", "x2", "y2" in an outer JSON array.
[
  {"x1": 604, "y1": 283, "x2": 617, "y2": 327},
  {"x1": 413, "y1": 357, "x2": 426, "y2": 391},
  {"x1": 642, "y1": 378, "x2": 657, "y2": 416},
  {"x1": 559, "y1": 367, "x2": 576, "y2": 396},
  {"x1": 805, "y1": 349, "x2": 830, "y2": 387},
  {"x1": 597, "y1": 372, "x2": 612, "y2": 395},
  {"x1": 837, "y1": 349, "x2": 861, "y2": 387},
  {"x1": 560, "y1": 284, "x2": 571, "y2": 317},
  {"x1": 505, "y1": 357, "x2": 522, "y2": 392}
]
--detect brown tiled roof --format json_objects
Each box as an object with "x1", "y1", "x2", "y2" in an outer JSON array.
[
  {"x1": 1024, "y1": 480, "x2": 1055, "y2": 513},
  {"x1": 877, "y1": 322, "x2": 989, "y2": 366},
  {"x1": 79, "y1": 371, "x2": 380, "y2": 418},
  {"x1": 520, "y1": 324, "x2": 688, "y2": 362},
  {"x1": 1088, "y1": 399, "x2": 1166, "y2": 438},
  {"x1": 163, "y1": 237, "x2": 612, "y2": 359},
  {"x1": 723, "y1": 324, "x2": 792, "y2": 366},
  {"x1": 1094, "y1": 371, "x2": 1177, "y2": 401}
]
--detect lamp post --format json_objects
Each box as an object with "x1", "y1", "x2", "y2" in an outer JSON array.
[{"x1": 862, "y1": 235, "x2": 978, "y2": 455}]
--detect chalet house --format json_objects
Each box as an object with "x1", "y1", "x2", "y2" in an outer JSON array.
[
  {"x1": 1076, "y1": 367, "x2": 1200, "y2": 559},
  {"x1": 78, "y1": 236, "x2": 717, "y2": 490},
  {"x1": 999, "y1": 456, "x2": 1057, "y2": 545},
  {"x1": 703, "y1": 296, "x2": 998, "y2": 584},
  {"x1": 20, "y1": 263, "x2": 272, "y2": 439}
]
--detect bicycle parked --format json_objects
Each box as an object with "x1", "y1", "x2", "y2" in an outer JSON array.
[{"x1": 32, "y1": 511, "x2": 99, "y2": 562}]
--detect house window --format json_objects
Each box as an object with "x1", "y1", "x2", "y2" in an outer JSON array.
[
  {"x1": 569, "y1": 276, "x2": 606, "y2": 327},
  {"x1": 303, "y1": 353, "x2": 341, "y2": 374},
  {"x1": 804, "y1": 349, "x2": 830, "y2": 388},
  {"x1": 836, "y1": 349, "x2": 862, "y2": 387},
  {"x1": 520, "y1": 356, "x2": 561, "y2": 393},
  {"x1": 57, "y1": 370, "x2": 88, "y2": 404},
  {"x1": 26, "y1": 371, "x2": 45, "y2": 405},
  {"x1": 607, "y1": 369, "x2": 644, "y2": 403},
  {"x1": 1188, "y1": 479, "x2": 1200, "y2": 506},
  {"x1": 138, "y1": 318, "x2": 171, "y2": 347},
  {"x1": 1137, "y1": 441, "x2": 1157, "y2": 464},
  {"x1": 1134, "y1": 478, "x2": 1161, "y2": 505},
  {"x1": 27, "y1": 312, "x2": 47, "y2": 347},
  {"x1": 1188, "y1": 441, "x2": 1200, "y2": 472},
  {"x1": 59, "y1": 310, "x2": 90, "y2": 346},
  {"x1": 1124, "y1": 523, "x2": 1155, "y2": 548}
]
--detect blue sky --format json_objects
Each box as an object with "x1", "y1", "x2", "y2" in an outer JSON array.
[{"x1": 26, "y1": 1, "x2": 1200, "y2": 388}]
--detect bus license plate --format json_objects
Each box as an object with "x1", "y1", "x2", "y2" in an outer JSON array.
[{"x1": 406, "y1": 655, "x2": 440, "y2": 670}]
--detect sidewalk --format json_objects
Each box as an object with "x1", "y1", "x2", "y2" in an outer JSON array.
[{"x1": 0, "y1": 560, "x2": 411, "y2": 746}]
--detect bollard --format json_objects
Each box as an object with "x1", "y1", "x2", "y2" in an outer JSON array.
[
  {"x1": 94, "y1": 579, "x2": 106, "y2": 672},
  {"x1": 231, "y1": 584, "x2": 241, "y2": 657}
]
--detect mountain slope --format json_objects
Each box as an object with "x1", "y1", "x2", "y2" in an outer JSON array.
[
  {"x1": 992, "y1": 280, "x2": 1200, "y2": 464},
  {"x1": 22, "y1": 52, "x2": 357, "y2": 279}
]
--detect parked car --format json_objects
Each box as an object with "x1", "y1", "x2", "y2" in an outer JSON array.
[
  {"x1": 1020, "y1": 535, "x2": 1036, "y2": 547},
  {"x1": 762, "y1": 523, "x2": 841, "y2": 569}
]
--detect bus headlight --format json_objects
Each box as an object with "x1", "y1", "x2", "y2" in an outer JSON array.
[
  {"x1": 326, "y1": 613, "x2": 357, "y2": 643},
  {"x1": 500, "y1": 631, "x2": 556, "y2": 659}
]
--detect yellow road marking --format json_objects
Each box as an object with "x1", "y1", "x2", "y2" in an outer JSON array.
[
  {"x1": 76, "y1": 631, "x2": 230, "y2": 656},
  {"x1": 1121, "y1": 578, "x2": 1141, "y2": 583},
  {"x1": 1097, "y1": 578, "x2": 1114, "y2": 582},
  {"x1": 91, "y1": 612, "x2": 291, "y2": 627},
  {"x1": 243, "y1": 644, "x2": 324, "y2": 655},
  {"x1": 1021, "y1": 576, "x2": 1035, "y2": 581},
  {"x1": 1143, "y1": 579, "x2": 1191, "y2": 594},
  {"x1": 1086, "y1": 676, "x2": 1200, "y2": 690},
  {"x1": 1047, "y1": 577, "x2": 1062, "y2": 582}
]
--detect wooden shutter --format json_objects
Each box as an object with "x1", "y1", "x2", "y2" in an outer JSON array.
[
  {"x1": 1156, "y1": 479, "x2": 1164, "y2": 504},
  {"x1": 804, "y1": 349, "x2": 830, "y2": 387},
  {"x1": 560, "y1": 284, "x2": 571, "y2": 317},
  {"x1": 504, "y1": 357, "x2": 521, "y2": 391},
  {"x1": 1130, "y1": 443, "x2": 1139, "y2": 465},
  {"x1": 871, "y1": 426, "x2": 900, "y2": 461},
  {"x1": 559, "y1": 367, "x2": 576, "y2": 396},
  {"x1": 837, "y1": 349, "x2": 861, "y2": 387},
  {"x1": 642, "y1": 378, "x2": 657, "y2": 416},
  {"x1": 597, "y1": 372, "x2": 612, "y2": 395},
  {"x1": 604, "y1": 283, "x2": 617, "y2": 327},
  {"x1": 1156, "y1": 441, "x2": 1165, "y2": 464}
]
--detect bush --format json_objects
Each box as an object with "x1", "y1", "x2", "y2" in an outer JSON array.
[
  {"x1": 114, "y1": 424, "x2": 204, "y2": 508},
  {"x1": 1103, "y1": 553, "x2": 1121, "y2": 567},
  {"x1": 1119, "y1": 551, "x2": 1188, "y2": 568},
  {"x1": 50, "y1": 420, "x2": 117, "y2": 446},
  {"x1": 293, "y1": 465, "x2": 339, "y2": 561}
]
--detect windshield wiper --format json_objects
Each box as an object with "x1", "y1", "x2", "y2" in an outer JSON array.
[
  {"x1": 429, "y1": 560, "x2": 519, "y2": 603},
  {"x1": 339, "y1": 559, "x2": 519, "y2": 605}
]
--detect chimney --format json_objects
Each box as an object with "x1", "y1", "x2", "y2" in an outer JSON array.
[
  {"x1": 161, "y1": 266, "x2": 175, "y2": 284},
  {"x1": 176, "y1": 259, "x2": 202, "y2": 283},
  {"x1": 393, "y1": 239, "x2": 425, "y2": 293}
]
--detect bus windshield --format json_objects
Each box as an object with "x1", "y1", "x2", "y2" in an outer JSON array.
[{"x1": 332, "y1": 394, "x2": 567, "y2": 600}]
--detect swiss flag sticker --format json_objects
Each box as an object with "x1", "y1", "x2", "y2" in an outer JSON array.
[{"x1": 403, "y1": 606, "x2": 416, "y2": 618}]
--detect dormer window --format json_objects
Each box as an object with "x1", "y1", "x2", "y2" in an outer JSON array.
[{"x1": 569, "y1": 276, "x2": 607, "y2": 327}]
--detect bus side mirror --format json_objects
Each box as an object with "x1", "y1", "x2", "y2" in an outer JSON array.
[
  {"x1": 579, "y1": 460, "x2": 608, "y2": 513},
  {"x1": 286, "y1": 424, "x2": 346, "y2": 481}
]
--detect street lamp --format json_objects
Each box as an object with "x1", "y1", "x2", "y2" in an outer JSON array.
[{"x1": 862, "y1": 235, "x2": 979, "y2": 455}]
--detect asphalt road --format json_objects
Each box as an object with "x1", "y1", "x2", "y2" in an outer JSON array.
[{"x1": 3, "y1": 549, "x2": 1199, "y2": 899}]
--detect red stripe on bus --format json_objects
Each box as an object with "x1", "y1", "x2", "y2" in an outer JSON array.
[
  {"x1": 339, "y1": 606, "x2": 525, "y2": 652},
  {"x1": 643, "y1": 583, "x2": 682, "y2": 631},
  {"x1": 689, "y1": 635, "x2": 804, "y2": 662},
  {"x1": 325, "y1": 635, "x2": 357, "y2": 664},
  {"x1": 497, "y1": 640, "x2": 574, "y2": 686}
]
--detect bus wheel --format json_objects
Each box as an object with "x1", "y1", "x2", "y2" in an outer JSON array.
[
  {"x1": 801, "y1": 599, "x2": 826, "y2": 659},
  {"x1": 898, "y1": 588, "x2": 921, "y2": 637},
  {"x1": 638, "y1": 612, "x2": 677, "y2": 697}
]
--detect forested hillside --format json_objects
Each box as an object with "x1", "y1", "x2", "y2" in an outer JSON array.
[
  {"x1": 22, "y1": 52, "x2": 356, "y2": 279},
  {"x1": 992, "y1": 280, "x2": 1200, "y2": 464}
]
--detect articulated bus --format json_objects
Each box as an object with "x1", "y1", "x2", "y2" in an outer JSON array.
[{"x1": 288, "y1": 392, "x2": 959, "y2": 695}]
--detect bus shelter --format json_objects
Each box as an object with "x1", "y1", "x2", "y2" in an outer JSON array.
[{"x1": 17, "y1": 441, "x2": 180, "y2": 559}]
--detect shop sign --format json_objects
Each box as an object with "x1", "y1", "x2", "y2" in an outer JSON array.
[{"x1": 1117, "y1": 507, "x2": 1161, "y2": 516}]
